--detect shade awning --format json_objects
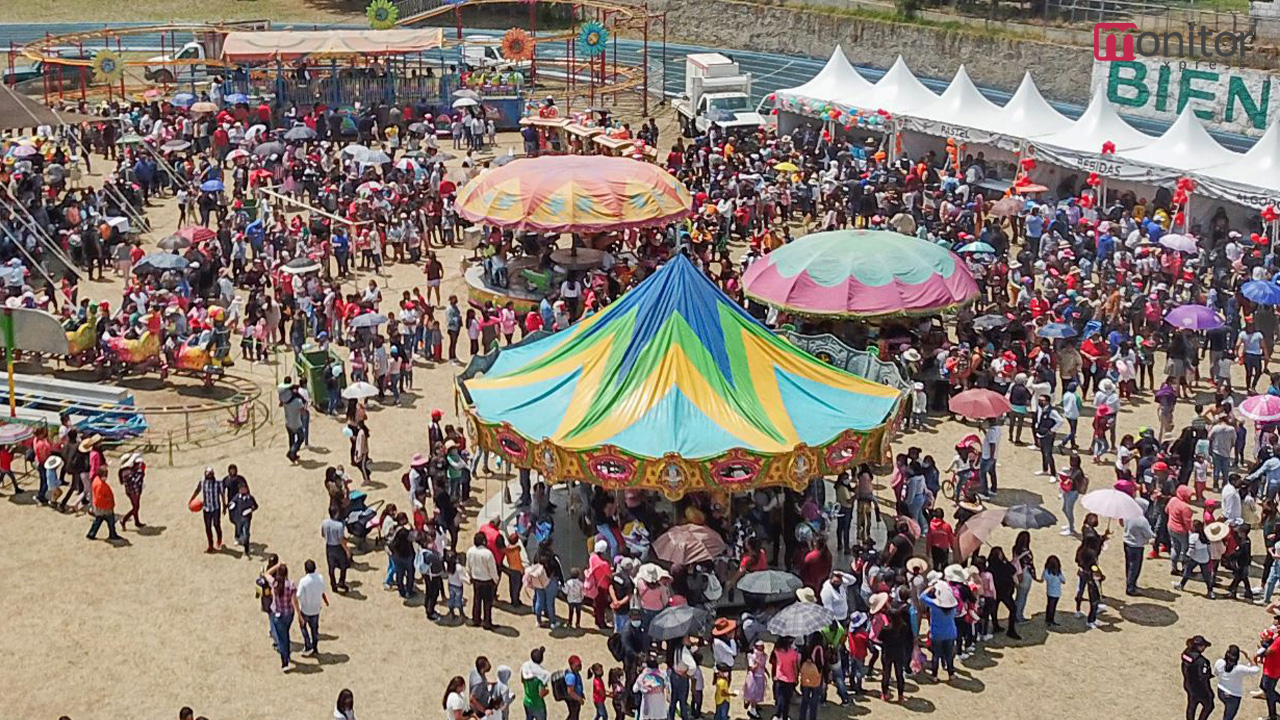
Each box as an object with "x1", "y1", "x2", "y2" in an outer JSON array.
[
  {"x1": 220, "y1": 28, "x2": 445, "y2": 61},
  {"x1": 0, "y1": 84, "x2": 98, "y2": 131}
]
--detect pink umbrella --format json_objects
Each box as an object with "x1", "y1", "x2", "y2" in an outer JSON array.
[
  {"x1": 1239, "y1": 394, "x2": 1280, "y2": 423},
  {"x1": 654, "y1": 524, "x2": 727, "y2": 565},
  {"x1": 949, "y1": 389, "x2": 1012, "y2": 419},
  {"x1": 958, "y1": 507, "x2": 1007, "y2": 558}
]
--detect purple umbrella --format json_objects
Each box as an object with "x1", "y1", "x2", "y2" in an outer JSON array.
[{"x1": 1165, "y1": 304, "x2": 1224, "y2": 331}]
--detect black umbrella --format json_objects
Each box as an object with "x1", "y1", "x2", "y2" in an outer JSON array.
[
  {"x1": 648, "y1": 605, "x2": 711, "y2": 641},
  {"x1": 132, "y1": 252, "x2": 189, "y2": 274},
  {"x1": 737, "y1": 570, "x2": 802, "y2": 596},
  {"x1": 407, "y1": 122, "x2": 428, "y2": 134},
  {"x1": 973, "y1": 314, "x2": 1010, "y2": 331},
  {"x1": 1003, "y1": 504, "x2": 1058, "y2": 530},
  {"x1": 284, "y1": 125, "x2": 317, "y2": 141},
  {"x1": 253, "y1": 141, "x2": 285, "y2": 157},
  {"x1": 158, "y1": 234, "x2": 191, "y2": 251}
]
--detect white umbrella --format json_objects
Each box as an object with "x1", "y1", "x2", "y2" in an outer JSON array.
[
  {"x1": 358, "y1": 149, "x2": 391, "y2": 166},
  {"x1": 1159, "y1": 234, "x2": 1198, "y2": 253},
  {"x1": 452, "y1": 97, "x2": 479, "y2": 108},
  {"x1": 453, "y1": 89, "x2": 481, "y2": 101},
  {"x1": 1080, "y1": 488, "x2": 1144, "y2": 520},
  {"x1": 341, "y1": 381, "x2": 379, "y2": 400},
  {"x1": 341, "y1": 144, "x2": 371, "y2": 157}
]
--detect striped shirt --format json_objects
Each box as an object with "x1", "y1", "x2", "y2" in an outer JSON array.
[{"x1": 201, "y1": 475, "x2": 223, "y2": 512}]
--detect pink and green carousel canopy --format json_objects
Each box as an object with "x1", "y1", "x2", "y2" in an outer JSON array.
[
  {"x1": 742, "y1": 230, "x2": 979, "y2": 318},
  {"x1": 460, "y1": 255, "x2": 902, "y2": 498}
]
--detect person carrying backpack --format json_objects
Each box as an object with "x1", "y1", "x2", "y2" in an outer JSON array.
[
  {"x1": 563, "y1": 655, "x2": 586, "y2": 720},
  {"x1": 416, "y1": 527, "x2": 447, "y2": 621}
]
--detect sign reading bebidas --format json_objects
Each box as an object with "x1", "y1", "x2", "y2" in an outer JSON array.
[{"x1": 1089, "y1": 58, "x2": 1278, "y2": 138}]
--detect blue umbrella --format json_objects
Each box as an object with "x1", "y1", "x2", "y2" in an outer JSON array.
[
  {"x1": 957, "y1": 241, "x2": 996, "y2": 254},
  {"x1": 1243, "y1": 280, "x2": 1280, "y2": 305},
  {"x1": 200, "y1": 179, "x2": 223, "y2": 192},
  {"x1": 1037, "y1": 323, "x2": 1078, "y2": 339},
  {"x1": 225, "y1": 93, "x2": 249, "y2": 104},
  {"x1": 132, "y1": 253, "x2": 189, "y2": 273},
  {"x1": 171, "y1": 92, "x2": 195, "y2": 107}
]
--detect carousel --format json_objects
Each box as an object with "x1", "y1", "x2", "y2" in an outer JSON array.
[{"x1": 455, "y1": 154, "x2": 692, "y2": 307}]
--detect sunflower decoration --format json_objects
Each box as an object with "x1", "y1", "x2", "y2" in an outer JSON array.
[
  {"x1": 501, "y1": 28, "x2": 534, "y2": 62},
  {"x1": 92, "y1": 49, "x2": 124, "y2": 84},
  {"x1": 366, "y1": 0, "x2": 399, "y2": 30},
  {"x1": 577, "y1": 21, "x2": 609, "y2": 58}
]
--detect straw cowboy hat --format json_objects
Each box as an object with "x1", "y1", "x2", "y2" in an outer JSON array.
[
  {"x1": 1205, "y1": 521, "x2": 1231, "y2": 543},
  {"x1": 44, "y1": 455, "x2": 63, "y2": 471},
  {"x1": 868, "y1": 592, "x2": 890, "y2": 615},
  {"x1": 795, "y1": 587, "x2": 817, "y2": 604},
  {"x1": 78, "y1": 434, "x2": 102, "y2": 453},
  {"x1": 944, "y1": 564, "x2": 968, "y2": 583},
  {"x1": 637, "y1": 563, "x2": 669, "y2": 585},
  {"x1": 906, "y1": 557, "x2": 929, "y2": 575},
  {"x1": 902, "y1": 348, "x2": 922, "y2": 363},
  {"x1": 712, "y1": 618, "x2": 738, "y2": 637},
  {"x1": 120, "y1": 453, "x2": 139, "y2": 468}
]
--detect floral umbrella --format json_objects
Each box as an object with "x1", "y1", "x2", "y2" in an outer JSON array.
[
  {"x1": 742, "y1": 230, "x2": 979, "y2": 318},
  {"x1": 455, "y1": 155, "x2": 692, "y2": 233}
]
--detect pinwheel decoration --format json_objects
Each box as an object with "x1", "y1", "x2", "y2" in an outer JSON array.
[
  {"x1": 502, "y1": 28, "x2": 534, "y2": 62},
  {"x1": 92, "y1": 49, "x2": 124, "y2": 84},
  {"x1": 366, "y1": 0, "x2": 399, "y2": 29},
  {"x1": 577, "y1": 21, "x2": 609, "y2": 58}
]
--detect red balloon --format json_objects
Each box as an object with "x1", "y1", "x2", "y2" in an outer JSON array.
[
  {"x1": 1262, "y1": 205, "x2": 1279, "y2": 223},
  {"x1": 1101, "y1": 141, "x2": 1116, "y2": 154}
]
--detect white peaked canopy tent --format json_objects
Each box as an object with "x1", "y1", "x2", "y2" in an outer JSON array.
[
  {"x1": 862, "y1": 56, "x2": 939, "y2": 115},
  {"x1": 1197, "y1": 122, "x2": 1280, "y2": 209},
  {"x1": 900, "y1": 65, "x2": 1012, "y2": 148},
  {"x1": 1119, "y1": 107, "x2": 1240, "y2": 180},
  {"x1": 994, "y1": 73, "x2": 1073, "y2": 140},
  {"x1": 775, "y1": 45, "x2": 875, "y2": 105},
  {"x1": 1030, "y1": 94, "x2": 1162, "y2": 182}
]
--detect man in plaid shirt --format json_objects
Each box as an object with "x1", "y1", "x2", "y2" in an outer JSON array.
[{"x1": 188, "y1": 467, "x2": 225, "y2": 552}]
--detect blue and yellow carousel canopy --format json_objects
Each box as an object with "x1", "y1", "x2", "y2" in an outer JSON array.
[{"x1": 462, "y1": 255, "x2": 902, "y2": 495}]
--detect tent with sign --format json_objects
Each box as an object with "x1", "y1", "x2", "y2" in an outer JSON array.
[
  {"x1": 774, "y1": 46, "x2": 877, "y2": 135},
  {"x1": 900, "y1": 66, "x2": 1012, "y2": 148},
  {"x1": 1197, "y1": 122, "x2": 1280, "y2": 210},
  {"x1": 1029, "y1": 94, "x2": 1158, "y2": 182},
  {"x1": 1119, "y1": 106, "x2": 1240, "y2": 178}
]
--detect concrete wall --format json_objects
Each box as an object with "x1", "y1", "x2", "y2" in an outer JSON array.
[{"x1": 648, "y1": 0, "x2": 1098, "y2": 104}]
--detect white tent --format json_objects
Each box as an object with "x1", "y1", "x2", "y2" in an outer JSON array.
[
  {"x1": 862, "y1": 55, "x2": 938, "y2": 115},
  {"x1": 994, "y1": 73, "x2": 1073, "y2": 140},
  {"x1": 900, "y1": 65, "x2": 1011, "y2": 147},
  {"x1": 1119, "y1": 106, "x2": 1241, "y2": 176},
  {"x1": 1197, "y1": 122, "x2": 1280, "y2": 209},
  {"x1": 1030, "y1": 94, "x2": 1162, "y2": 182},
  {"x1": 775, "y1": 45, "x2": 875, "y2": 105}
]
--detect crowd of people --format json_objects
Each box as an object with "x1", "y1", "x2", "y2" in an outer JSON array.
[{"x1": 11, "y1": 68, "x2": 1280, "y2": 719}]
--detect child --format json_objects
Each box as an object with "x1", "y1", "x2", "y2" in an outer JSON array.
[
  {"x1": 1213, "y1": 351, "x2": 1234, "y2": 391},
  {"x1": 846, "y1": 612, "x2": 870, "y2": 695},
  {"x1": 1043, "y1": 555, "x2": 1065, "y2": 626},
  {"x1": 1192, "y1": 453, "x2": 1210, "y2": 502},
  {"x1": 713, "y1": 665, "x2": 735, "y2": 720},
  {"x1": 690, "y1": 650, "x2": 706, "y2": 718},
  {"x1": 1091, "y1": 406, "x2": 1113, "y2": 463},
  {"x1": 0, "y1": 444, "x2": 19, "y2": 493},
  {"x1": 564, "y1": 567, "x2": 585, "y2": 628},
  {"x1": 445, "y1": 550, "x2": 465, "y2": 619},
  {"x1": 925, "y1": 508, "x2": 955, "y2": 571},
  {"x1": 589, "y1": 663, "x2": 608, "y2": 720},
  {"x1": 607, "y1": 667, "x2": 627, "y2": 720},
  {"x1": 910, "y1": 382, "x2": 927, "y2": 430}
]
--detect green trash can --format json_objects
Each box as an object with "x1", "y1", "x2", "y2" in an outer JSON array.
[{"x1": 294, "y1": 347, "x2": 345, "y2": 411}]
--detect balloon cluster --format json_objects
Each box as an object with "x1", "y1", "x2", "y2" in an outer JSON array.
[
  {"x1": 1172, "y1": 176, "x2": 1197, "y2": 228},
  {"x1": 1086, "y1": 172, "x2": 1102, "y2": 188},
  {"x1": 1100, "y1": 140, "x2": 1116, "y2": 155},
  {"x1": 1262, "y1": 205, "x2": 1278, "y2": 223},
  {"x1": 778, "y1": 96, "x2": 891, "y2": 131}
]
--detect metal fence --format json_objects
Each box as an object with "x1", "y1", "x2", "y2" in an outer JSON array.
[{"x1": 1043, "y1": 0, "x2": 1255, "y2": 36}]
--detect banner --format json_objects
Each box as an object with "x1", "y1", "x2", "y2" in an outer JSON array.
[
  {"x1": 1029, "y1": 141, "x2": 1180, "y2": 184},
  {"x1": 1090, "y1": 58, "x2": 1278, "y2": 138}
]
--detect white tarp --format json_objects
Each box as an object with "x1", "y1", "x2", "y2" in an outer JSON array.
[
  {"x1": 1029, "y1": 94, "x2": 1162, "y2": 182},
  {"x1": 1197, "y1": 122, "x2": 1280, "y2": 209},
  {"x1": 862, "y1": 56, "x2": 938, "y2": 116},
  {"x1": 900, "y1": 65, "x2": 1010, "y2": 147},
  {"x1": 775, "y1": 45, "x2": 875, "y2": 106}
]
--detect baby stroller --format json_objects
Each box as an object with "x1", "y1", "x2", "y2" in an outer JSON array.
[{"x1": 344, "y1": 490, "x2": 382, "y2": 549}]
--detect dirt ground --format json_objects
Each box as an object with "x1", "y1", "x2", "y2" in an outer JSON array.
[{"x1": 0, "y1": 124, "x2": 1272, "y2": 720}]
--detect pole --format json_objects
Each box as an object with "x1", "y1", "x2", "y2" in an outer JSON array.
[{"x1": 1, "y1": 309, "x2": 14, "y2": 418}]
